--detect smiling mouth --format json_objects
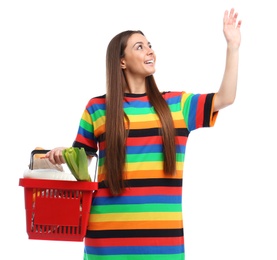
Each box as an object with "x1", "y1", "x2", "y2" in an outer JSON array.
[{"x1": 144, "y1": 60, "x2": 154, "y2": 64}]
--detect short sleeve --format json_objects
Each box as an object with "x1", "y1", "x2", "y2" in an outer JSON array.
[{"x1": 181, "y1": 92, "x2": 218, "y2": 132}]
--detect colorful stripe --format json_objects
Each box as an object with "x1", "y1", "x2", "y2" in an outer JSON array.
[{"x1": 72, "y1": 91, "x2": 217, "y2": 259}]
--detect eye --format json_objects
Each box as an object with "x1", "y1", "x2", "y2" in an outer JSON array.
[
  {"x1": 149, "y1": 44, "x2": 152, "y2": 49},
  {"x1": 137, "y1": 44, "x2": 143, "y2": 50}
]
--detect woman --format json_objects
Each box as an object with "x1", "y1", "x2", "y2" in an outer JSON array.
[{"x1": 46, "y1": 8, "x2": 241, "y2": 260}]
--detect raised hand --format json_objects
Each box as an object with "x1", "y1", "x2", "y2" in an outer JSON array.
[{"x1": 223, "y1": 8, "x2": 242, "y2": 49}]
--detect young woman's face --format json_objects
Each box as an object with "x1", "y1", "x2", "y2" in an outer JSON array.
[{"x1": 121, "y1": 33, "x2": 156, "y2": 78}]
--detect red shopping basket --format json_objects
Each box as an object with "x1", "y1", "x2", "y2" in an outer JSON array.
[
  {"x1": 19, "y1": 178, "x2": 98, "y2": 241},
  {"x1": 19, "y1": 149, "x2": 98, "y2": 242}
]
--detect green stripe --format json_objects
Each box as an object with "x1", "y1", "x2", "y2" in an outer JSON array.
[
  {"x1": 124, "y1": 102, "x2": 183, "y2": 115},
  {"x1": 80, "y1": 118, "x2": 93, "y2": 133},
  {"x1": 91, "y1": 203, "x2": 182, "y2": 214},
  {"x1": 182, "y1": 94, "x2": 193, "y2": 125},
  {"x1": 91, "y1": 109, "x2": 105, "y2": 121},
  {"x1": 99, "y1": 157, "x2": 104, "y2": 166},
  {"x1": 176, "y1": 153, "x2": 184, "y2": 162},
  {"x1": 124, "y1": 107, "x2": 156, "y2": 115},
  {"x1": 99, "y1": 153, "x2": 183, "y2": 166},
  {"x1": 127, "y1": 153, "x2": 163, "y2": 163},
  {"x1": 127, "y1": 153, "x2": 184, "y2": 163},
  {"x1": 168, "y1": 102, "x2": 181, "y2": 112}
]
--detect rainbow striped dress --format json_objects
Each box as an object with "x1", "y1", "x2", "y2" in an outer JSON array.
[{"x1": 72, "y1": 91, "x2": 218, "y2": 260}]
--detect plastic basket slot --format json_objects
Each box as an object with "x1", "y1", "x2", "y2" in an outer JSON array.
[{"x1": 31, "y1": 224, "x2": 82, "y2": 236}]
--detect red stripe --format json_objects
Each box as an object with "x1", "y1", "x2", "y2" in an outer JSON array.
[
  {"x1": 196, "y1": 94, "x2": 206, "y2": 128},
  {"x1": 125, "y1": 95, "x2": 149, "y2": 102},
  {"x1": 127, "y1": 136, "x2": 162, "y2": 146},
  {"x1": 85, "y1": 236, "x2": 184, "y2": 247},
  {"x1": 175, "y1": 136, "x2": 187, "y2": 143},
  {"x1": 75, "y1": 134, "x2": 96, "y2": 148},
  {"x1": 127, "y1": 135, "x2": 187, "y2": 146},
  {"x1": 87, "y1": 97, "x2": 105, "y2": 106},
  {"x1": 163, "y1": 91, "x2": 181, "y2": 100},
  {"x1": 95, "y1": 186, "x2": 182, "y2": 197}
]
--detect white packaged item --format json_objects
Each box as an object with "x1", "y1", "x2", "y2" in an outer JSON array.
[{"x1": 23, "y1": 169, "x2": 77, "y2": 181}]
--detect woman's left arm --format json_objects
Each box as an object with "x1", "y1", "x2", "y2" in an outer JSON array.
[{"x1": 213, "y1": 8, "x2": 242, "y2": 112}]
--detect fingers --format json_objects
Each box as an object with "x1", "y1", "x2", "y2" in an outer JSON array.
[
  {"x1": 45, "y1": 148, "x2": 65, "y2": 165},
  {"x1": 237, "y1": 20, "x2": 242, "y2": 29},
  {"x1": 229, "y1": 8, "x2": 235, "y2": 19},
  {"x1": 223, "y1": 10, "x2": 229, "y2": 23},
  {"x1": 224, "y1": 8, "x2": 242, "y2": 28},
  {"x1": 233, "y1": 12, "x2": 238, "y2": 24},
  {"x1": 223, "y1": 8, "x2": 233, "y2": 21}
]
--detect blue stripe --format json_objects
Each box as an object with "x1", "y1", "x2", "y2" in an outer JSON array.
[
  {"x1": 98, "y1": 149, "x2": 105, "y2": 159},
  {"x1": 188, "y1": 94, "x2": 199, "y2": 131},
  {"x1": 87, "y1": 103, "x2": 105, "y2": 114},
  {"x1": 93, "y1": 195, "x2": 182, "y2": 205},
  {"x1": 166, "y1": 95, "x2": 181, "y2": 106},
  {"x1": 127, "y1": 144, "x2": 162, "y2": 154},
  {"x1": 176, "y1": 145, "x2": 186, "y2": 153},
  {"x1": 124, "y1": 100, "x2": 152, "y2": 108},
  {"x1": 86, "y1": 245, "x2": 184, "y2": 255},
  {"x1": 78, "y1": 126, "x2": 95, "y2": 141},
  {"x1": 127, "y1": 144, "x2": 185, "y2": 154}
]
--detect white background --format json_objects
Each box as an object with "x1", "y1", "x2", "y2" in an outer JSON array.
[{"x1": 1, "y1": 0, "x2": 277, "y2": 259}]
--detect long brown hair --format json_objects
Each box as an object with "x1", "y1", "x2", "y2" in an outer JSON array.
[{"x1": 105, "y1": 30, "x2": 176, "y2": 196}]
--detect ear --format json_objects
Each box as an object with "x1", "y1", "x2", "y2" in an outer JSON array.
[{"x1": 120, "y1": 59, "x2": 126, "y2": 69}]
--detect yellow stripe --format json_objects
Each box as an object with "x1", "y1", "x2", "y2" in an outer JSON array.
[
  {"x1": 94, "y1": 117, "x2": 105, "y2": 129},
  {"x1": 126, "y1": 161, "x2": 163, "y2": 171},
  {"x1": 97, "y1": 165, "x2": 184, "y2": 182},
  {"x1": 82, "y1": 110, "x2": 92, "y2": 122},
  {"x1": 127, "y1": 112, "x2": 184, "y2": 123},
  {"x1": 125, "y1": 161, "x2": 184, "y2": 171},
  {"x1": 181, "y1": 92, "x2": 192, "y2": 107},
  {"x1": 90, "y1": 212, "x2": 182, "y2": 222},
  {"x1": 171, "y1": 111, "x2": 184, "y2": 120},
  {"x1": 127, "y1": 113, "x2": 159, "y2": 122}
]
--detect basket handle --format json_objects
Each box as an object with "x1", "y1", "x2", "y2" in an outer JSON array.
[
  {"x1": 29, "y1": 149, "x2": 98, "y2": 182},
  {"x1": 86, "y1": 151, "x2": 98, "y2": 182}
]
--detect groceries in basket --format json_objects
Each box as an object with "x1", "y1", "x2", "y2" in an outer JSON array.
[
  {"x1": 24, "y1": 147, "x2": 75, "y2": 181},
  {"x1": 24, "y1": 147, "x2": 95, "y2": 182},
  {"x1": 31, "y1": 147, "x2": 63, "y2": 171},
  {"x1": 62, "y1": 147, "x2": 91, "y2": 181}
]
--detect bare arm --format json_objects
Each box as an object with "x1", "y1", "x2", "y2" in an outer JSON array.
[{"x1": 213, "y1": 8, "x2": 242, "y2": 112}]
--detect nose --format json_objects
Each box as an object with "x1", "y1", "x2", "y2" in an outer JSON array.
[{"x1": 146, "y1": 46, "x2": 154, "y2": 55}]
